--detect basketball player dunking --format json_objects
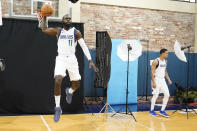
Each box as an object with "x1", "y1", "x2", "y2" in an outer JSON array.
[
  {"x1": 150, "y1": 49, "x2": 172, "y2": 117},
  {"x1": 41, "y1": 14, "x2": 98, "y2": 122}
]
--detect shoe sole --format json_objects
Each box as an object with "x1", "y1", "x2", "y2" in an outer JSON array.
[
  {"x1": 54, "y1": 117, "x2": 60, "y2": 122},
  {"x1": 149, "y1": 113, "x2": 158, "y2": 117},
  {"x1": 159, "y1": 113, "x2": 170, "y2": 118},
  {"x1": 66, "y1": 97, "x2": 72, "y2": 104},
  {"x1": 54, "y1": 110, "x2": 62, "y2": 122},
  {"x1": 66, "y1": 89, "x2": 72, "y2": 104},
  {"x1": 54, "y1": 114, "x2": 61, "y2": 122}
]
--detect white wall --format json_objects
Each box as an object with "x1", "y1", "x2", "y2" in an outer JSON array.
[
  {"x1": 81, "y1": 0, "x2": 196, "y2": 13},
  {"x1": 58, "y1": 0, "x2": 68, "y2": 18},
  {"x1": 58, "y1": 0, "x2": 80, "y2": 22},
  {"x1": 71, "y1": 2, "x2": 80, "y2": 22},
  {"x1": 60, "y1": 0, "x2": 196, "y2": 22}
]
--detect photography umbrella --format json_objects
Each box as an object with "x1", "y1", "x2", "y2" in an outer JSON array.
[
  {"x1": 117, "y1": 40, "x2": 142, "y2": 62},
  {"x1": 174, "y1": 40, "x2": 187, "y2": 63}
]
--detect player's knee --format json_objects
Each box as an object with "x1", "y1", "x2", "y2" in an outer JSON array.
[
  {"x1": 152, "y1": 93, "x2": 159, "y2": 100},
  {"x1": 153, "y1": 93, "x2": 159, "y2": 98},
  {"x1": 72, "y1": 81, "x2": 80, "y2": 89},
  {"x1": 165, "y1": 93, "x2": 170, "y2": 98}
]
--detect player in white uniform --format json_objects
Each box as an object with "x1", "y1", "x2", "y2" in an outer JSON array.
[
  {"x1": 150, "y1": 49, "x2": 172, "y2": 117},
  {"x1": 41, "y1": 14, "x2": 98, "y2": 122}
]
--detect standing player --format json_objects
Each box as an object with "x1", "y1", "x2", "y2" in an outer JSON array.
[
  {"x1": 150, "y1": 49, "x2": 172, "y2": 117},
  {"x1": 41, "y1": 14, "x2": 98, "y2": 122}
]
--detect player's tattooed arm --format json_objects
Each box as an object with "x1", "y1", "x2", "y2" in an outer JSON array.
[{"x1": 41, "y1": 16, "x2": 59, "y2": 36}]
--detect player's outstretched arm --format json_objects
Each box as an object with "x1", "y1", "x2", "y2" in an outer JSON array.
[
  {"x1": 41, "y1": 16, "x2": 59, "y2": 36},
  {"x1": 76, "y1": 30, "x2": 99, "y2": 72}
]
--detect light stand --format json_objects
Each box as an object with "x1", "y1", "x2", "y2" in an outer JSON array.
[
  {"x1": 111, "y1": 44, "x2": 137, "y2": 122},
  {"x1": 145, "y1": 40, "x2": 149, "y2": 101},
  {"x1": 172, "y1": 46, "x2": 197, "y2": 119}
]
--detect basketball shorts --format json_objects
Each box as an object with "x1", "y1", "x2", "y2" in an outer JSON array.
[
  {"x1": 152, "y1": 77, "x2": 170, "y2": 96},
  {"x1": 54, "y1": 55, "x2": 81, "y2": 81}
]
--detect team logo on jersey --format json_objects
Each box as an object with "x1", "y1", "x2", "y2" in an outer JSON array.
[
  {"x1": 60, "y1": 35, "x2": 73, "y2": 39},
  {"x1": 160, "y1": 64, "x2": 166, "y2": 67}
]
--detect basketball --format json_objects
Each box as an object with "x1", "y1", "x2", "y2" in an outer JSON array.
[{"x1": 41, "y1": 4, "x2": 53, "y2": 17}]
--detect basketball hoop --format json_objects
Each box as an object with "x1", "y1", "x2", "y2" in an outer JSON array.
[{"x1": 35, "y1": 9, "x2": 48, "y2": 29}]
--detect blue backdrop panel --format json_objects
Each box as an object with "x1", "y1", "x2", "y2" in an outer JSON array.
[
  {"x1": 108, "y1": 39, "x2": 138, "y2": 105},
  {"x1": 83, "y1": 51, "x2": 197, "y2": 97},
  {"x1": 188, "y1": 54, "x2": 197, "y2": 88}
]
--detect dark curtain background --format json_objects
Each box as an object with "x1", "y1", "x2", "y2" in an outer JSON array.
[
  {"x1": 95, "y1": 31, "x2": 112, "y2": 88},
  {"x1": 0, "y1": 18, "x2": 84, "y2": 115}
]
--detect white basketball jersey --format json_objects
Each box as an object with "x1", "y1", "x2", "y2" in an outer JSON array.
[
  {"x1": 57, "y1": 27, "x2": 77, "y2": 56},
  {"x1": 154, "y1": 58, "x2": 167, "y2": 79}
]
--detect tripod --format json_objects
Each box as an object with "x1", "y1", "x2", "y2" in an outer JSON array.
[
  {"x1": 92, "y1": 85, "x2": 116, "y2": 121},
  {"x1": 111, "y1": 44, "x2": 137, "y2": 122},
  {"x1": 171, "y1": 46, "x2": 197, "y2": 119}
]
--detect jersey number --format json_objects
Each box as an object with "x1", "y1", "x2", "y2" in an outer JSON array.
[{"x1": 69, "y1": 40, "x2": 73, "y2": 46}]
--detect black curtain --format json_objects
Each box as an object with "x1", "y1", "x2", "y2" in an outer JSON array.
[
  {"x1": 95, "y1": 31, "x2": 112, "y2": 88},
  {"x1": 0, "y1": 18, "x2": 84, "y2": 115}
]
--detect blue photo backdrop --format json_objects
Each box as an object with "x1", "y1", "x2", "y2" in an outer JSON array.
[{"x1": 108, "y1": 39, "x2": 139, "y2": 105}]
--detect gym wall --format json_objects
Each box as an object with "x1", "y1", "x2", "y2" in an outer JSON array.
[{"x1": 81, "y1": 3, "x2": 195, "y2": 52}]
